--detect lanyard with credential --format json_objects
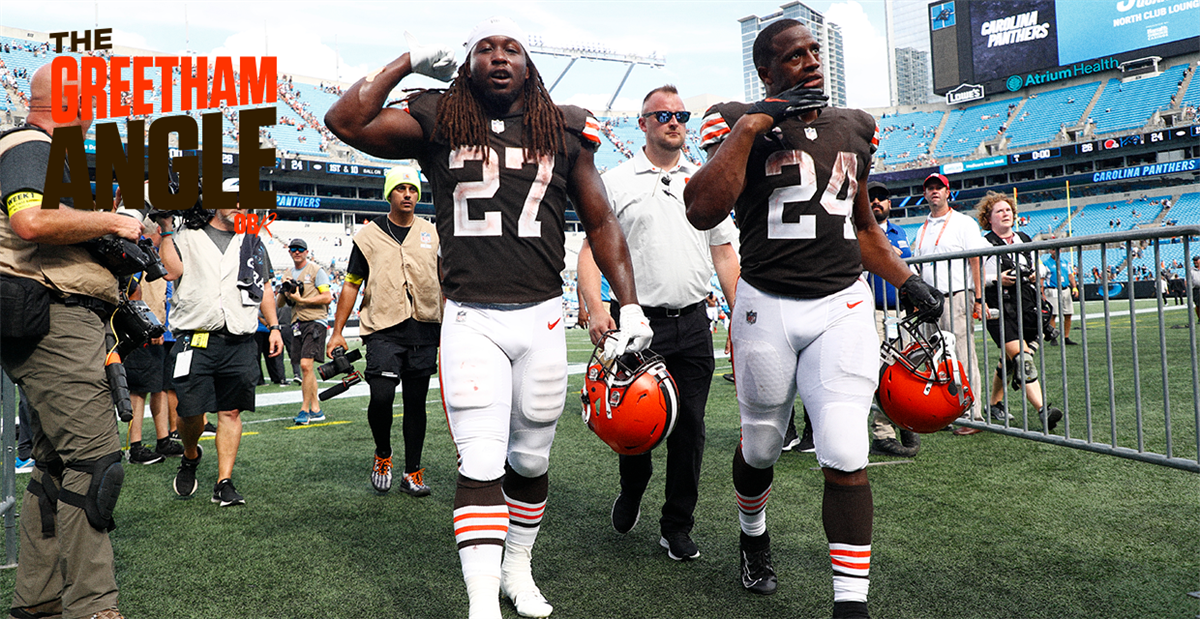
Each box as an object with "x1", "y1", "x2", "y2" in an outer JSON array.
[{"x1": 916, "y1": 213, "x2": 952, "y2": 252}]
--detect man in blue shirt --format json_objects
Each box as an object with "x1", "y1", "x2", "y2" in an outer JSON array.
[
  {"x1": 865, "y1": 181, "x2": 920, "y2": 457},
  {"x1": 1041, "y1": 247, "x2": 1078, "y2": 346}
]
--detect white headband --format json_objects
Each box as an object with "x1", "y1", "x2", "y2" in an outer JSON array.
[{"x1": 464, "y1": 16, "x2": 528, "y2": 55}]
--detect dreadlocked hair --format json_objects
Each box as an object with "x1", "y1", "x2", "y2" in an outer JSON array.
[{"x1": 435, "y1": 60, "x2": 565, "y2": 163}]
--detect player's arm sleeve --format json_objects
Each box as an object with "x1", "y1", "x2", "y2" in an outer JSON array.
[
  {"x1": 344, "y1": 243, "x2": 368, "y2": 285},
  {"x1": 707, "y1": 215, "x2": 739, "y2": 246},
  {"x1": 315, "y1": 267, "x2": 331, "y2": 292},
  {"x1": 0, "y1": 141, "x2": 51, "y2": 216}
]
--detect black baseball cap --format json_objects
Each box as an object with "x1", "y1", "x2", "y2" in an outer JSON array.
[
  {"x1": 289, "y1": 238, "x2": 308, "y2": 251},
  {"x1": 866, "y1": 181, "x2": 889, "y2": 200}
]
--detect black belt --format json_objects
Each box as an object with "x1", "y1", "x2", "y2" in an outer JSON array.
[
  {"x1": 642, "y1": 301, "x2": 705, "y2": 319},
  {"x1": 54, "y1": 294, "x2": 115, "y2": 317},
  {"x1": 178, "y1": 329, "x2": 250, "y2": 341}
]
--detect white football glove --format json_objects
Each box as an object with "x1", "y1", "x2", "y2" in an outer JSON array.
[
  {"x1": 405, "y1": 31, "x2": 457, "y2": 82},
  {"x1": 603, "y1": 305, "x2": 654, "y2": 361}
]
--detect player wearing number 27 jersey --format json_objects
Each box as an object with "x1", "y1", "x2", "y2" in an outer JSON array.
[
  {"x1": 685, "y1": 19, "x2": 942, "y2": 619},
  {"x1": 326, "y1": 16, "x2": 651, "y2": 619}
]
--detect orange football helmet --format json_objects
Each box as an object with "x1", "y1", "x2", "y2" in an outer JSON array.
[
  {"x1": 878, "y1": 314, "x2": 974, "y2": 433},
  {"x1": 581, "y1": 346, "x2": 679, "y2": 456}
]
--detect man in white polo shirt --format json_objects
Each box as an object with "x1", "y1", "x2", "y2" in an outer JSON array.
[
  {"x1": 578, "y1": 85, "x2": 740, "y2": 561},
  {"x1": 911, "y1": 173, "x2": 988, "y2": 433}
]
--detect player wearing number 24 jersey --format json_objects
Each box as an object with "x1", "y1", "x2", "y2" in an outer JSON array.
[
  {"x1": 685, "y1": 19, "x2": 942, "y2": 619},
  {"x1": 325, "y1": 16, "x2": 650, "y2": 619},
  {"x1": 698, "y1": 104, "x2": 876, "y2": 298}
]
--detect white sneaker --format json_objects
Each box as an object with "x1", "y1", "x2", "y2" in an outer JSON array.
[{"x1": 500, "y1": 542, "x2": 553, "y2": 618}]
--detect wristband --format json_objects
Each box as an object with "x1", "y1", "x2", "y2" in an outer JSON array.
[
  {"x1": 974, "y1": 298, "x2": 983, "y2": 303},
  {"x1": 161, "y1": 231, "x2": 173, "y2": 236},
  {"x1": 269, "y1": 325, "x2": 282, "y2": 331}
]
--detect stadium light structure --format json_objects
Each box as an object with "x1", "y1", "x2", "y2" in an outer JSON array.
[{"x1": 527, "y1": 35, "x2": 665, "y2": 112}]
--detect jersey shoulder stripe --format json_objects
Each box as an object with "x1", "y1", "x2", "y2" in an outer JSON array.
[
  {"x1": 699, "y1": 102, "x2": 749, "y2": 149},
  {"x1": 560, "y1": 104, "x2": 601, "y2": 151},
  {"x1": 582, "y1": 115, "x2": 602, "y2": 145}
]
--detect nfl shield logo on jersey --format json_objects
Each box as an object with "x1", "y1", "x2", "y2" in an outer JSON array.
[
  {"x1": 456, "y1": 310, "x2": 467, "y2": 323},
  {"x1": 746, "y1": 311, "x2": 757, "y2": 325},
  {"x1": 491, "y1": 119, "x2": 506, "y2": 133},
  {"x1": 805, "y1": 127, "x2": 817, "y2": 141}
]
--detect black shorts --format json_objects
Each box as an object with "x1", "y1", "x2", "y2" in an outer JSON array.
[
  {"x1": 124, "y1": 343, "x2": 164, "y2": 394},
  {"x1": 290, "y1": 321, "x2": 327, "y2": 362},
  {"x1": 363, "y1": 330, "x2": 438, "y2": 381},
  {"x1": 172, "y1": 333, "x2": 258, "y2": 417},
  {"x1": 162, "y1": 339, "x2": 178, "y2": 391},
  {"x1": 985, "y1": 304, "x2": 1040, "y2": 346}
]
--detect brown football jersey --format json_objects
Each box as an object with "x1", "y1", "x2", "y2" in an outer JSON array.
[
  {"x1": 406, "y1": 91, "x2": 601, "y2": 304},
  {"x1": 699, "y1": 105, "x2": 878, "y2": 298}
]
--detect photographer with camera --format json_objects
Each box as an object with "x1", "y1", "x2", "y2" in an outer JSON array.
[
  {"x1": 157, "y1": 177, "x2": 284, "y2": 507},
  {"x1": 123, "y1": 210, "x2": 184, "y2": 464},
  {"x1": 280, "y1": 237, "x2": 332, "y2": 425},
  {"x1": 0, "y1": 63, "x2": 141, "y2": 619},
  {"x1": 327, "y1": 165, "x2": 441, "y2": 495},
  {"x1": 976, "y1": 192, "x2": 1063, "y2": 433}
]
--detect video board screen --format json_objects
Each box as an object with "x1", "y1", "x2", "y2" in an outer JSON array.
[
  {"x1": 969, "y1": 0, "x2": 1058, "y2": 84},
  {"x1": 931, "y1": 0, "x2": 1200, "y2": 96},
  {"x1": 1056, "y1": 0, "x2": 1200, "y2": 65}
]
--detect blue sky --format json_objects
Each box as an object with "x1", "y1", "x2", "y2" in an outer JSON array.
[{"x1": 3, "y1": 1, "x2": 892, "y2": 110}]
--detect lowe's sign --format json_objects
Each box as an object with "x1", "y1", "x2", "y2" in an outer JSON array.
[{"x1": 946, "y1": 83, "x2": 986, "y2": 105}]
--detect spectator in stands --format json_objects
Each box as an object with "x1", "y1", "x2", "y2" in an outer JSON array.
[
  {"x1": 911, "y1": 173, "x2": 988, "y2": 434},
  {"x1": 1042, "y1": 247, "x2": 1078, "y2": 345},
  {"x1": 281, "y1": 238, "x2": 333, "y2": 425},
  {"x1": 328, "y1": 165, "x2": 441, "y2": 496},
  {"x1": 976, "y1": 192, "x2": 1063, "y2": 432}
]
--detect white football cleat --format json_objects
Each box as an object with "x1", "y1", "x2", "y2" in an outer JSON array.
[{"x1": 500, "y1": 542, "x2": 553, "y2": 618}]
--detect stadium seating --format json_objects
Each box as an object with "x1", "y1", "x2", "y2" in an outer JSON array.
[
  {"x1": 1181, "y1": 64, "x2": 1200, "y2": 108},
  {"x1": 934, "y1": 98, "x2": 1020, "y2": 160},
  {"x1": 875, "y1": 111, "x2": 944, "y2": 165},
  {"x1": 1003, "y1": 82, "x2": 1098, "y2": 149},
  {"x1": 1089, "y1": 64, "x2": 1189, "y2": 134},
  {"x1": 1019, "y1": 207, "x2": 1070, "y2": 237}
]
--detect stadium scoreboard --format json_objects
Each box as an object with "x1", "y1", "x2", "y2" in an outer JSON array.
[{"x1": 930, "y1": 0, "x2": 1199, "y2": 99}]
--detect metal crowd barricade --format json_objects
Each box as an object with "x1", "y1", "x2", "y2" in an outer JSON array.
[
  {"x1": 1, "y1": 369, "x2": 18, "y2": 567},
  {"x1": 877, "y1": 225, "x2": 1200, "y2": 473}
]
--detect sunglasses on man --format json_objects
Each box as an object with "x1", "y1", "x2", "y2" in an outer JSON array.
[{"x1": 642, "y1": 110, "x2": 691, "y2": 124}]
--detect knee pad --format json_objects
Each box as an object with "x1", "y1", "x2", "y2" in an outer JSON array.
[
  {"x1": 59, "y1": 451, "x2": 124, "y2": 532},
  {"x1": 740, "y1": 422, "x2": 785, "y2": 469},
  {"x1": 1010, "y1": 351, "x2": 1038, "y2": 390},
  {"x1": 505, "y1": 449, "x2": 549, "y2": 479}
]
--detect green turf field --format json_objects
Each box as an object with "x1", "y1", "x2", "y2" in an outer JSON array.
[{"x1": 2, "y1": 322, "x2": 1196, "y2": 619}]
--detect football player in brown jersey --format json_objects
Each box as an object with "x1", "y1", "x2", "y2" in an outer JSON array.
[
  {"x1": 684, "y1": 19, "x2": 943, "y2": 619},
  {"x1": 326, "y1": 16, "x2": 650, "y2": 619}
]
